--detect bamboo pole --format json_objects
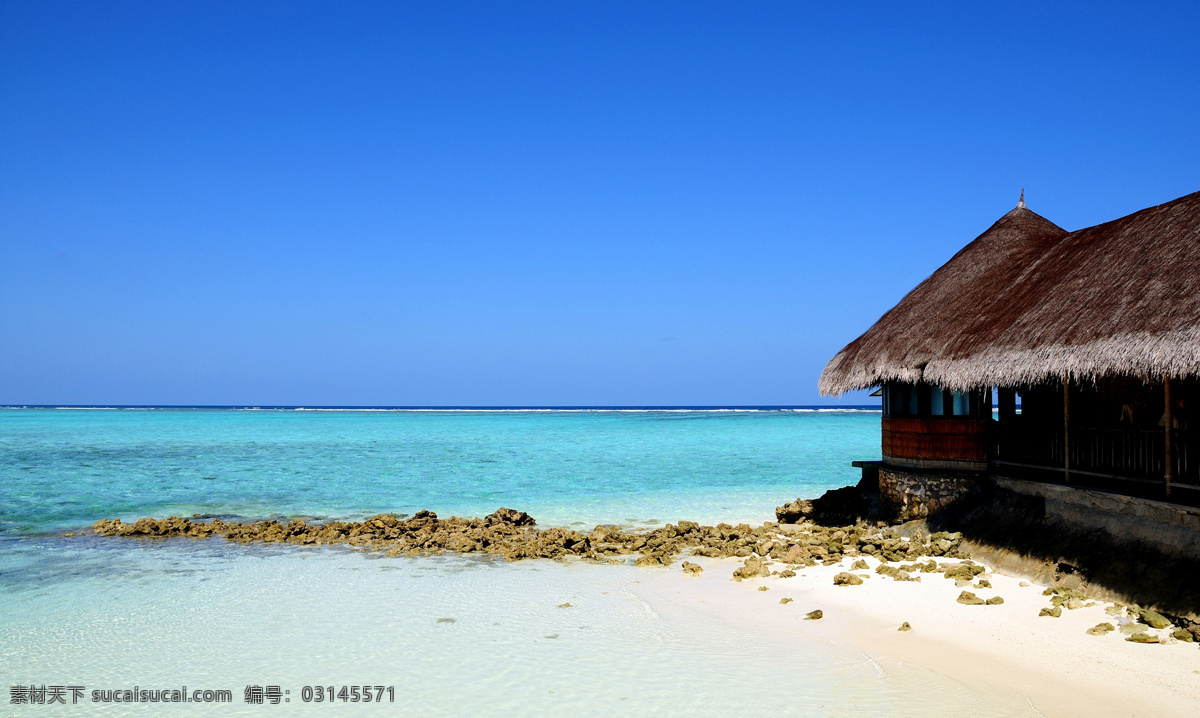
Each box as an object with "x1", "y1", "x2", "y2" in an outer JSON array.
[
  {"x1": 1063, "y1": 374, "x2": 1070, "y2": 484},
  {"x1": 1164, "y1": 375, "x2": 1173, "y2": 498}
]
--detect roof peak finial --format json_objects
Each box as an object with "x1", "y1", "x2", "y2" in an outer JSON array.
[{"x1": 1017, "y1": 188, "x2": 1026, "y2": 209}]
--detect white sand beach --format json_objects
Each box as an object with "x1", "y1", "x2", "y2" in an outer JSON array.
[{"x1": 633, "y1": 554, "x2": 1200, "y2": 718}]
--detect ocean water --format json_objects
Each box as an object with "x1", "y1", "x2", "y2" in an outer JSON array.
[
  {"x1": 0, "y1": 408, "x2": 1034, "y2": 716},
  {"x1": 0, "y1": 408, "x2": 879, "y2": 535}
]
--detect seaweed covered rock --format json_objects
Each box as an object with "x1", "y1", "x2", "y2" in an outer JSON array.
[{"x1": 1131, "y1": 608, "x2": 1171, "y2": 630}]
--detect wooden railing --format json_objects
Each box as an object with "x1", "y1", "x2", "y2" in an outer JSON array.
[{"x1": 994, "y1": 424, "x2": 1200, "y2": 505}]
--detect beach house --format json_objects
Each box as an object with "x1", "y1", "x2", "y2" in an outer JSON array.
[{"x1": 820, "y1": 190, "x2": 1200, "y2": 519}]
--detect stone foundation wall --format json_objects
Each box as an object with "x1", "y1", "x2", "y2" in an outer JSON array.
[{"x1": 879, "y1": 467, "x2": 978, "y2": 521}]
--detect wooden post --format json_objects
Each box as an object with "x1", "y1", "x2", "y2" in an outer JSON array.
[
  {"x1": 1063, "y1": 375, "x2": 1070, "y2": 483},
  {"x1": 1165, "y1": 375, "x2": 1173, "y2": 498}
]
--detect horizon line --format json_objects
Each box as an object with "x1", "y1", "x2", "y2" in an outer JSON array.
[{"x1": 0, "y1": 404, "x2": 882, "y2": 411}]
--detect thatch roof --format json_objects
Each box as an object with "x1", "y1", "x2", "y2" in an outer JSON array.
[{"x1": 820, "y1": 190, "x2": 1200, "y2": 395}]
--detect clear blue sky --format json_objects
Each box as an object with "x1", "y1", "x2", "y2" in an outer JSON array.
[{"x1": 2, "y1": 2, "x2": 1197, "y2": 406}]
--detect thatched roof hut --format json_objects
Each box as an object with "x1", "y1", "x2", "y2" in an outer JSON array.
[{"x1": 820, "y1": 190, "x2": 1200, "y2": 395}]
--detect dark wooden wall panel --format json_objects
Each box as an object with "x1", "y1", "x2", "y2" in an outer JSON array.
[{"x1": 882, "y1": 417, "x2": 990, "y2": 463}]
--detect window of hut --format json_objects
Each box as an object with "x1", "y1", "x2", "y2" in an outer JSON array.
[
  {"x1": 883, "y1": 382, "x2": 920, "y2": 417},
  {"x1": 929, "y1": 385, "x2": 945, "y2": 416},
  {"x1": 952, "y1": 390, "x2": 970, "y2": 416}
]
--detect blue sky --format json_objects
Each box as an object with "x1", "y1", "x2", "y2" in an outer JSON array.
[{"x1": 2, "y1": 1, "x2": 1198, "y2": 406}]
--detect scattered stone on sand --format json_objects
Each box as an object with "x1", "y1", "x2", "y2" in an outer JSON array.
[
  {"x1": 805, "y1": 609, "x2": 823, "y2": 620},
  {"x1": 1087, "y1": 623, "x2": 1116, "y2": 636},
  {"x1": 1045, "y1": 586, "x2": 1088, "y2": 608},
  {"x1": 436, "y1": 618, "x2": 456, "y2": 623},
  {"x1": 834, "y1": 572, "x2": 863, "y2": 586},
  {"x1": 1105, "y1": 605, "x2": 1124, "y2": 617},
  {"x1": 1172, "y1": 628, "x2": 1195, "y2": 643},
  {"x1": 1126, "y1": 632, "x2": 1159, "y2": 644},
  {"x1": 1019, "y1": 581, "x2": 1031, "y2": 588},
  {"x1": 681, "y1": 561, "x2": 702, "y2": 576},
  {"x1": 943, "y1": 562, "x2": 985, "y2": 581},
  {"x1": 778, "y1": 569, "x2": 796, "y2": 578},
  {"x1": 957, "y1": 591, "x2": 986, "y2": 605},
  {"x1": 986, "y1": 596, "x2": 1004, "y2": 605},
  {"x1": 1039, "y1": 607, "x2": 1062, "y2": 618},
  {"x1": 1120, "y1": 623, "x2": 1146, "y2": 635},
  {"x1": 757, "y1": 586, "x2": 769, "y2": 591},
  {"x1": 850, "y1": 559, "x2": 869, "y2": 571},
  {"x1": 557, "y1": 603, "x2": 571, "y2": 608},
  {"x1": 733, "y1": 556, "x2": 772, "y2": 581},
  {"x1": 544, "y1": 634, "x2": 559, "y2": 639},
  {"x1": 877, "y1": 564, "x2": 916, "y2": 582},
  {"x1": 780, "y1": 597, "x2": 793, "y2": 604},
  {"x1": 898, "y1": 621, "x2": 912, "y2": 631},
  {"x1": 976, "y1": 579, "x2": 992, "y2": 589}
]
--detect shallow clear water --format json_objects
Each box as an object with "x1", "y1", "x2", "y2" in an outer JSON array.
[
  {"x1": 0, "y1": 536, "x2": 1032, "y2": 717},
  {"x1": 0, "y1": 408, "x2": 879, "y2": 535},
  {"x1": 0, "y1": 408, "x2": 1036, "y2": 716}
]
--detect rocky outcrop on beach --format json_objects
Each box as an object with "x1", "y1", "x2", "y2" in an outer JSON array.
[
  {"x1": 775, "y1": 480, "x2": 879, "y2": 526},
  {"x1": 92, "y1": 508, "x2": 970, "y2": 571}
]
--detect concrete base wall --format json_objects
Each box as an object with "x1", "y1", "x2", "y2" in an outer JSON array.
[{"x1": 993, "y1": 476, "x2": 1200, "y2": 562}]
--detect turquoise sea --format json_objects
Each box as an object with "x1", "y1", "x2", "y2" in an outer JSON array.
[
  {"x1": 0, "y1": 408, "x2": 879, "y2": 536},
  {"x1": 0, "y1": 408, "x2": 1035, "y2": 716}
]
